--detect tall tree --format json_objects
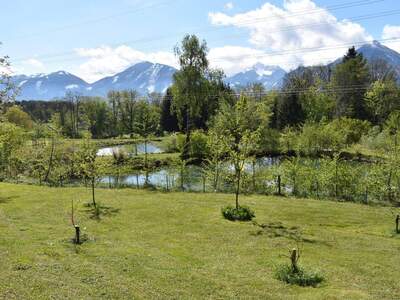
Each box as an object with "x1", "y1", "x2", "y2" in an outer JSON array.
[
  {"x1": 160, "y1": 88, "x2": 180, "y2": 132},
  {"x1": 172, "y1": 34, "x2": 209, "y2": 158},
  {"x1": 272, "y1": 68, "x2": 312, "y2": 129},
  {"x1": 331, "y1": 47, "x2": 370, "y2": 120},
  {"x1": 118, "y1": 90, "x2": 138, "y2": 136}
]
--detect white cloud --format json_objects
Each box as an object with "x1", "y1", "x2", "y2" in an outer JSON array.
[
  {"x1": 24, "y1": 58, "x2": 45, "y2": 69},
  {"x1": 74, "y1": 45, "x2": 177, "y2": 83},
  {"x1": 224, "y1": 2, "x2": 234, "y2": 10},
  {"x1": 208, "y1": 0, "x2": 372, "y2": 71},
  {"x1": 382, "y1": 25, "x2": 400, "y2": 52}
]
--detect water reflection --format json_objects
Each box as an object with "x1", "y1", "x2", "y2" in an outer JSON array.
[
  {"x1": 99, "y1": 156, "x2": 281, "y2": 192},
  {"x1": 97, "y1": 143, "x2": 163, "y2": 156}
]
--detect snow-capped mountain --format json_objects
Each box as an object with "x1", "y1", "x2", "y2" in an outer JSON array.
[
  {"x1": 357, "y1": 40, "x2": 400, "y2": 78},
  {"x1": 12, "y1": 62, "x2": 177, "y2": 100},
  {"x1": 88, "y1": 61, "x2": 177, "y2": 97},
  {"x1": 11, "y1": 42, "x2": 400, "y2": 101},
  {"x1": 12, "y1": 71, "x2": 89, "y2": 100},
  {"x1": 225, "y1": 64, "x2": 287, "y2": 89},
  {"x1": 331, "y1": 40, "x2": 400, "y2": 77}
]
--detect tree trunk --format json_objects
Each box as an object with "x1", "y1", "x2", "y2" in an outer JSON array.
[
  {"x1": 396, "y1": 215, "x2": 399, "y2": 234},
  {"x1": 91, "y1": 177, "x2": 96, "y2": 207},
  {"x1": 252, "y1": 160, "x2": 256, "y2": 193},
  {"x1": 183, "y1": 106, "x2": 191, "y2": 160},
  {"x1": 144, "y1": 140, "x2": 148, "y2": 171},
  {"x1": 235, "y1": 168, "x2": 241, "y2": 209},
  {"x1": 277, "y1": 175, "x2": 281, "y2": 196},
  {"x1": 44, "y1": 137, "x2": 55, "y2": 182}
]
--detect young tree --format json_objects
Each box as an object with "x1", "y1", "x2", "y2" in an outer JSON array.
[
  {"x1": 210, "y1": 95, "x2": 269, "y2": 208},
  {"x1": 134, "y1": 100, "x2": 160, "y2": 179},
  {"x1": 77, "y1": 140, "x2": 102, "y2": 207},
  {"x1": 172, "y1": 34, "x2": 209, "y2": 158},
  {"x1": 206, "y1": 129, "x2": 227, "y2": 193}
]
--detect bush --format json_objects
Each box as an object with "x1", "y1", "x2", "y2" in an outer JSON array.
[
  {"x1": 275, "y1": 264, "x2": 324, "y2": 287},
  {"x1": 221, "y1": 205, "x2": 255, "y2": 221},
  {"x1": 189, "y1": 130, "x2": 209, "y2": 160}
]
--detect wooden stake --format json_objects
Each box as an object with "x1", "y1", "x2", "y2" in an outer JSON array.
[
  {"x1": 74, "y1": 225, "x2": 80, "y2": 244},
  {"x1": 290, "y1": 248, "x2": 299, "y2": 273}
]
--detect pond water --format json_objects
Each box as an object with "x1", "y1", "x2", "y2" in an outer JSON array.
[
  {"x1": 99, "y1": 156, "x2": 281, "y2": 192},
  {"x1": 97, "y1": 143, "x2": 163, "y2": 156}
]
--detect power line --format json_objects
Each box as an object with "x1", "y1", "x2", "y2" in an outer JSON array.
[{"x1": 10, "y1": 0, "x2": 387, "y2": 64}]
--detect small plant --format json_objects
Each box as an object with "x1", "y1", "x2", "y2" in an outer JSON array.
[
  {"x1": 221, "y1": 205, "x2": 255, "y2": 221},
  {"x1": 275, "y1": 248, "x2": 324, "y2": 287}
]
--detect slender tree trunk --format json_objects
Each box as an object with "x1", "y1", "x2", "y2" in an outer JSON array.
[
  {"x1": 44, "y1": 137, "x2": 55, "y2": 182},
  {"x1": 91, "y1": 177, "x2": 96, "y2": 207},
  {"x1": 335, "y1": 160, "x2": 338, "y2": 199},
  {"x1": 252, "y1": 160, "x2": 256, "y2": 193},
  {"x1": 144, "y1": 139, "x2": 148, "y2": 171},
  {"x1": 180, "y1": 162, "x2": 184, "y2": 192},
  {"x1": 235, "y1": 168, "x2": 241, "y2": 209},
  {"x1": 183, "y1": 106, "x2": 191, "y2": 160}
]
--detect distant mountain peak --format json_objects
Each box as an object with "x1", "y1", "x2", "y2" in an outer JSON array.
[
  {"x1": 226, "y1": 63, "x2": 286, "y2": 89},
  {"x1": 11, "y1": 42, "x2": 400, "y2": 100}
]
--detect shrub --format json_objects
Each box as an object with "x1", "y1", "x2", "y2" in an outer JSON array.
[
  {"x1": 221, "y1": 205, "x2": 255, "y2": 221},
  {"x1": 275, "y1": 264, "x2": 324, "y2": 287},
  {"x1": 189, "y1": 130, "x2": 209, "y2": 160}
]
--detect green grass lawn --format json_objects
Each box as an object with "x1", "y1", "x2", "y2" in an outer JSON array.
[{"x1": 0, "y1": 183, "x2": 399, "y2": 299}]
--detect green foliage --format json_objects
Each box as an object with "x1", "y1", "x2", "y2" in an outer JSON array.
[
  {"x1": 0, "y1": 122, "x2": 26, "y2": 177},
  {"x1": 221, "y1": 205, "x2": 255, "y2": 221},
  {"x1": 275, "y1": 264, "x2": 324, "y2": 287},
  {"x1": 210, "y1": 95, "x2": 268, "y2": 207},
  {"x1": 365, "y1": 80, "x2": 400, "y2": 124},
  {"x1": 4, "y1": 106, "x2": 33, "y2": 129},
  {"x1": 331, "y1": 47, "x2": 370, "y2": 120},
  {"x1": 300, "y1": 86, "x2": 335, "y2": 122},
  {"x1": 188, "y1": 129, "x2": 209, "y2": 160}
]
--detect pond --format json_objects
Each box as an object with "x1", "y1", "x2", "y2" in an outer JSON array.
[
  {"x1": 97, "y1": 143, "x2": 163, "y2": 156},
  {"x1": 99, "y1": 156, "x2": 281, "y2": 192}
]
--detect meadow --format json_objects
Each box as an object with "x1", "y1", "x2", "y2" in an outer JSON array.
[{"x1": 0, "y1": 183, "x2": 399, "y2": 299}]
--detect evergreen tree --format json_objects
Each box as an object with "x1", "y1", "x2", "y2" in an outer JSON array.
[
  {"x1": 160, "y1": 88, "x2": 179, "y2": 132},
  {"x1": 331, "y1": 47, "x2": 370, "y2": 120}
]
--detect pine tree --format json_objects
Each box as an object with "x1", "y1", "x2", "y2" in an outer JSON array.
[
  {"x1": 331, "y1": 47, "x2": 370, "y2": 120},
  {"x1": 160, "y1": 88, "x2": 179, "y2": 132}
]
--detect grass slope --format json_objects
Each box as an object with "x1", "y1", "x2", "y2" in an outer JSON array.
[{"x1": 0, "y1": 183, "x2": 399, "y2": 299}]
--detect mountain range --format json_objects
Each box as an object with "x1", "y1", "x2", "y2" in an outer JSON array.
[{"x1": 12, "y1": 41, "x2": 400, "y2": 101}]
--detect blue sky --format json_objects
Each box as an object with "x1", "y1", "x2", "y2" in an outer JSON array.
[{"x1": 1, "y1": 0, "x2": 400, "y2": 82}]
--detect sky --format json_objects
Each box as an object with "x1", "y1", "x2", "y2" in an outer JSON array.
[{"x1": 1, "y1": 0, "x2": 400, "y2": 83}]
